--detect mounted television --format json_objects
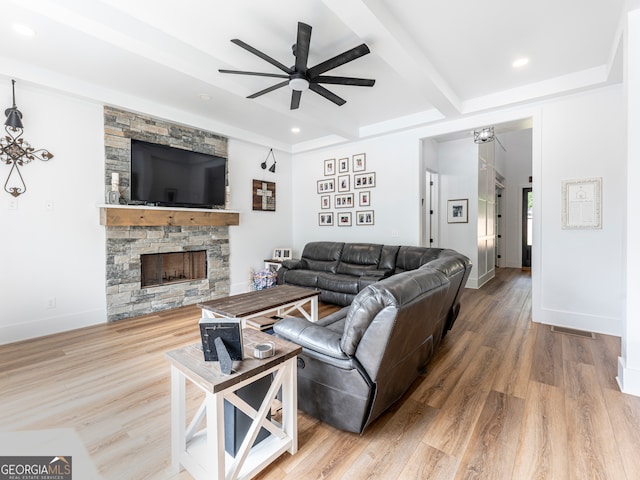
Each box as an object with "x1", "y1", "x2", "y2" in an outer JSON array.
[{"x1": 130, "y1": 139, "x2": 227, "y2": 208}]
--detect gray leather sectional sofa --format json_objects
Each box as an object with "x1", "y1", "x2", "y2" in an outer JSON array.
[{"x1": 274, "y1": 241, "x2": 471, "y2": 433}]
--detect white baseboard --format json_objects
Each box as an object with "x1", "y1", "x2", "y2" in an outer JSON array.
[
  {"x1": 618, "y1": 357, "x2": 640, "y2": 397},
  {"x1": 0, "y1": 309, "x2": 106, "y2": 345},
  {"x1": 534, "y1": 306, "x2": 622, "y2": 337}
]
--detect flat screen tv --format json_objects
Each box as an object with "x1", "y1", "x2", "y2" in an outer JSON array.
[{"x1": 130, "y1": 139, "x2": 227, "y2": 208}]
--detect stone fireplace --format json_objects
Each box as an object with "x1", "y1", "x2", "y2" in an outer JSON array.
[
  {"x1": 105, "y1": 226, "x2": 229, "y2": 322},
  {"x1": 103, "y1": 107, "x2": 232, "y2": 322}
]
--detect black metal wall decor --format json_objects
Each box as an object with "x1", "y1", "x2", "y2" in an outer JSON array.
[{"x1": 1, "y1": 80, "x2": 54, "y2": 197}]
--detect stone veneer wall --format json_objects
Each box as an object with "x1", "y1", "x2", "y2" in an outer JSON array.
[{"x1": 103, "y1": 107, "x2": 230, "y2": 322}]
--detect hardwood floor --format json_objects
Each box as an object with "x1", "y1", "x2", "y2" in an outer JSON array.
[{"x1": 1, "y1": 268, "x2": 639, "y2": 479}]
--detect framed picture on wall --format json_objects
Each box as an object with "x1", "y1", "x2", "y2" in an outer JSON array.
[
  {"x1": 359, "y1": 191, "x2": 371, "y2": 207},
  {"x1": 324, "y1": 158, "x2": 336, "y2": 176},
  {"x1": 338, "y1": 157, "x2": 349, "y2": 173},
  {"x1": 338, "y1": 174, "x2": 350, "y2": 192},
  {"x1": 334, "y1": 193, "x2": 354, "y2": 208},
  {"x1": 317, "y1": 179, "x2": 335, "y2": 193},
  {"x1": 337, "y1": 212, "x2": 352, "y2": 227},
  {"x1": 356, "y1": 210, "x2": 374, "y2": 225},
  {"x1": 320, "y1": 195, "x2": 331, "y2": 209},
  {"x1": 319, "y1": 212, "x2": 334, "y2": 226},
  {"x1": 354, "y1": 172, "x2": 375, "y2": 188},
  {"x1": 353, "y1": 153, "x2": 366, "y2": 172},
  {"x1": 447, "y1": 199, "x2": 468, "y2": 223}
]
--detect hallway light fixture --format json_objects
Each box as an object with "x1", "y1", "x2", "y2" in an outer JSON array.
[
  {"x1": 1, "y1": 79, "x2": 54, "y2": 197},
  {"x1": 261, "y1": 148, "x2": 276, "y2": 173},
  {"x1": 473, "y1": 127, "x2": 495, "y2": 144}
]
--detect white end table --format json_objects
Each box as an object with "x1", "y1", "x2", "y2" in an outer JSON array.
[{"x1": 165, "y1": 329, "x2": 302, "y2": 480}]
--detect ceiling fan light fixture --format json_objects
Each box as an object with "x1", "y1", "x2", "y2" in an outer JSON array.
[{"x1": 289, "y1": 78, "x2": 309, "y2": 91}]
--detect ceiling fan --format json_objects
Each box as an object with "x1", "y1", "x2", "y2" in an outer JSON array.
[{"x1": 219, "y1": 22, "x2": 375, "y2": 110}]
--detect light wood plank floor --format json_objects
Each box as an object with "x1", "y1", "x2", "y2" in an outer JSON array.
[{"x1": 1, "y1": 268, "x2": 639, "y2": 479}]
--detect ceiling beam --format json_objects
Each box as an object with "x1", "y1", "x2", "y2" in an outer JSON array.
[{"x1": 323, "y1": 0, "x2": 462, "y2": 117}]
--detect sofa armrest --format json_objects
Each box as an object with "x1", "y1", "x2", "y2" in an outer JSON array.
[
  {"x1": 273, "y1": 317, "x2": 349, "y2": 360},
  {"x1": 281, "y1": 258, "x2": 307, "y2": 270}
]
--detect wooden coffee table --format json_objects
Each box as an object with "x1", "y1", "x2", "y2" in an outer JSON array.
[{"x1": 198, "y1": 285, "x2": 320, "y2": 324}]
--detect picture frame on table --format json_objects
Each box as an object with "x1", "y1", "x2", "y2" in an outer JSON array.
[
  {"x1": 447, "y1": 199, "x2": 468, "y2": 223},
  {"x1": 359, "y1": 191, "x2": 371, "y2": 207},
  {"x1": 356, "y1": 210, "x2": 375, "y2": 225},
  {"x1": 337, "y1": 212, "x2": 352, "y2": 227},
  {"x1": 317, "y1": 178, "x2": 335, "y2": 194},
  {"x1": 354, "y1": 172, "x2": 376, "y2": 189},
  {"x1": 320, "y1": 195, "x2": 331, "y2": 209},
  {"x1": 353, "y1": 153, "x2": 366, "y2": 172},
  {"x1": 335, "y1": 193, "x2": 354, "y2": 209},
  {"x1": 338, "y1": 174, "x2": 350, "y2": 192},
  {"x1": 272, "y1": 248, "x2": 292, "y2": 260},
  {"x1": 319, "y1": 212, "x2": 334, "y2": 226},
  {"x1": 338, "y1": 157, "x2": 349, "y2": 173},
  {"x1": 324, "y1": 158, "x2": 336, "y2": 176}
]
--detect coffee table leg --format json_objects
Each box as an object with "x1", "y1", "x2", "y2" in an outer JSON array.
[{"x1": 310, "y1": 296, "x2": 318, "y2": 322}]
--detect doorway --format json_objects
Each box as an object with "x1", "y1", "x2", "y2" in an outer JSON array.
[{"x1": 522, "y1": 187, "x2": 532, "y2": 269}]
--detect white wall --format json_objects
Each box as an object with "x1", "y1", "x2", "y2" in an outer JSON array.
[
  {"x1": 535, "y1": 86, "x2": 625, "y2": 335},
  {"x1": 227, "y1": 140, "x2": 293, "y2": 293},
  {"x1": 291, "y1": 131, "x2": 422, "y2": 254},
  {"x1": 436, "y1": 138, "x2": 479, "y2": 284},
  {"x1": 0, "y1": 82, "x2": 107, "y2": 344}
]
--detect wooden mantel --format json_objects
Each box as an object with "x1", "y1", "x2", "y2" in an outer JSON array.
[{"x1": 99, "y1": 205, "x2": 239, "y2": 227}]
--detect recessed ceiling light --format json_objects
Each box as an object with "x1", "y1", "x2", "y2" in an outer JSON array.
[
  {"x1": 13, "y1": 24, "x2": 36, "y2": 37},
  {"x1": 512, "y1": 57, "x2": 529, "y2": 68},
  {"x1": 198, "y1": 93, "x2": 211, "y2": 101},
  {"x1": 291, "y1": 127, "x2": 301, "y2": 133}
]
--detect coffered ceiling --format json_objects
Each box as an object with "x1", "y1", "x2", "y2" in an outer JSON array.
[{"x1": 0, "y1": 0, "x2": 625, "y2": 151}]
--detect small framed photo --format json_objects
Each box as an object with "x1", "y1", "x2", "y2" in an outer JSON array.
[
  {"x1": 317, "y1": 178, "x2": 335, "y2": 194},
  {"x1": 356, "y1": 210, "x2": 375, "y2": 226},
  {"x1": 354, "y1": 172, "x2": 376, "y2": 189},
  {"x1": 338, "y1": 174, "x2": 350, "y2": 192},
  {"x1": 319, "y1": 212, "x2": 334, "y2": 226},
  {"x1": 337, "y1": 212, "x2": 352, "y2": 227},
  {"x1": 359, "y1": 191, "x2": 371, "y2": 207},
  {"x1": 320, "y1": 195, "x2": 331, "y2": 209},
  {"x1": 335, "y1": 193, "x2": 354, "y2": 209},
  {"x1": 338, "y1": 157, "x2": 349, "y2": 173},
  {"x1": 447, "y1": 199, "x2": 468, "y2": 223},
  {"x1": 353, "y1": 153, "x2": 366, "y2": 172},
  {"x1": 324, "y1": 158, "x2": 336, "y2": 176},
  {"x1": 273, "y1": 248, "x2": 292, "y2": 260}
]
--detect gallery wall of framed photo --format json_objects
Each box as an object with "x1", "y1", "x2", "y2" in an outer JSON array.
[{"x1": 318, "y1": 153, "x2": 375, "y2": 227}]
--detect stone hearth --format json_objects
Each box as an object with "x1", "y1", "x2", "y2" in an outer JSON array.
[{"x1": 106, "y1": 226, "x2": 229, "y2": 322}]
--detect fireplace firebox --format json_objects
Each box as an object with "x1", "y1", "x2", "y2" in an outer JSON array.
[{"x1": 141, "y1": 251, "x2": 207, "y2": 288}]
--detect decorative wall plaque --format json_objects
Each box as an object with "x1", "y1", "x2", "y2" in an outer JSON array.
[{"x1": 253, "y1": 179, "x2": 276, "y2": 211}]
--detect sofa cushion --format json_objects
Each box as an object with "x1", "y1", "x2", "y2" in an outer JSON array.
[
  {"x1": 317, "y1": 272, "x2": 361, "y2": 294},
  {"x1": 379, "y1": 245, "x2": 400, "y2": 272},
  {"x1": 395, "y1": 246, "x2": 443, "y2": 273},
  {"x1": 336, "y1": 243, "x2": 383, "y2": 277},
  {"x1": 283, "y1": 269, "x2": 320, "y2": 288},
  {"x1": 301, "y1": 241, "x2": 344, "y2": 273}
]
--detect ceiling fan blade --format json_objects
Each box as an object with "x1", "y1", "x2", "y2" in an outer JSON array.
[
  {"x1": 294, "y1": 22, "x2": 312, "y2": 72},
  {"x1": 307, "y1": 43, "x2": 371, "y2": 78},
  {"x1": 312, "y1": 75, "x2": 375, "y2": 87},
  {"x1": 247, "y1": 80, "x2": 289, "y2": 99},
  {"x1": 291, "y1": 90, "x2": 302, "y2": 110},
  {"x1": 219, "y1": 69, "x2": 289, "y2": 79},
  {"x1": 309, "y1": 83, "x2": 346, "y2": 106},
  {"x1": 231, "y1": 39, "x2": 291, "y2": 73}
]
